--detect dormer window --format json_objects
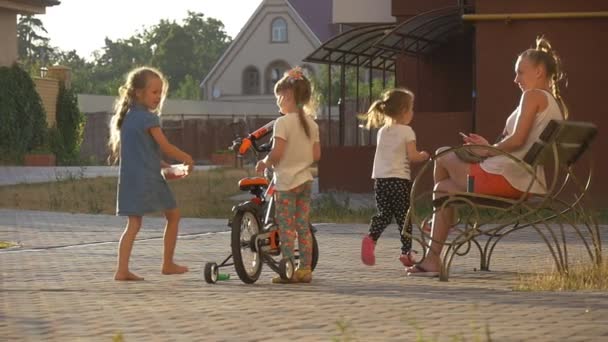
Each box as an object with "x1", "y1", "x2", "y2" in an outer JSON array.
[{"x1": 271, "y1": 17, "x2": 288, "y2": 43}]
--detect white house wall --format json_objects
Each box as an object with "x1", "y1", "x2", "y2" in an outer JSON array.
[
  {"x1": 204, "y1": 0, "x2": 319, "y2": 103},
  {"x1": 77, "y1": 94, "x2": 280, "y2": 118},
  {"x1": 332, "y1": 0, "x2": 394, "y2": 24},
  {"x1": 0, "y1": 9, "x2": 17, "y2": 67}
]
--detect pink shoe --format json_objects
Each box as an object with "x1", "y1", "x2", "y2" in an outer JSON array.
[
  {"x1": 361, "y1": 236, "x2": 376, "y2": 266},
  {"x1": 399, "y1": 251, "x2": 417, "y2": 267}
]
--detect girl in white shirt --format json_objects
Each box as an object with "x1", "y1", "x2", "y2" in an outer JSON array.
[
  {"x1": 359, "y1": 88, "x2": 430, "y2": 269},
  {"x1": 256, "y1": 67, "x2": 321, "y2": 283}
]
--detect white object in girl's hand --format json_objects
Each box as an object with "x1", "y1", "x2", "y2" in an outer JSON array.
[
  {"x1": 459, "y1": 132, "x2": 468, "y2": 138},
  {"x1": 162, "y1": 164, "x2": 188, "y2": 180}
]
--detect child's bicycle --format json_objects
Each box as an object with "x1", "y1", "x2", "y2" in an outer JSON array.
[{"x1": 203, "y1": 118, "x2": 319, "y2": 284}]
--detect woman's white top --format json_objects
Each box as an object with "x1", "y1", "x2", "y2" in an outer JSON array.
[
  {"x1": 372, "y1": 124, "x2": 416, "y2": 180},
  {"x1": 480, "y1": 89, "x2": 563, "y2": 194}
]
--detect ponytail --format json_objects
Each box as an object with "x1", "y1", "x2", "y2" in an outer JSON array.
[
  {"x1": 359, "y1": 100, "x2": 387, "y2": 129},
  {"x1": 359, "y1": 88, "x2": 414, "y2": 129},
  {"x1": 108, "y1": 86, "x2": 132, "y2": 164},
  {"x1": 297, "y1": 107, "x2": 311, "y2": 139},
  {"x1": 522, "y1": 35, "x2": 569, "y2": 119}
]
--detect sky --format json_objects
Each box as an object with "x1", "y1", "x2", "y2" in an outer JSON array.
[{"x1": 39, "y1": 0, "x2": 264, "y2": 60}]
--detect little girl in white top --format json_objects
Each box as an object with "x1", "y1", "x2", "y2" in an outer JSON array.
[
  {"x1": 255, "y1": 67, "x2": 321, "y2": 283},
  {"x1": 359, "y1": 88, "x2": 429, "y2": 268}
]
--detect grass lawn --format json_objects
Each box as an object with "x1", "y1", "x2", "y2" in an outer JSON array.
[
  {"x1": 0, "y1": 167, "x2": 375, "y2": 223},
  {"x1": 516, "y1": 257, "x2": 608, "y2": 291},
  {"x1": 0, "y1": 168, "x2": 255, "y2": 219}
]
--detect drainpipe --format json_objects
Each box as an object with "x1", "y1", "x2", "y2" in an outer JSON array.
[{"x1": 463, "y1": 11, "x2": 608, "y2": 21}]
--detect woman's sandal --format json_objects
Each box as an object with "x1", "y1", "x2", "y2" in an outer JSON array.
[{"x1": 406, "y1": 265, "x2": 439, "y2": 277}]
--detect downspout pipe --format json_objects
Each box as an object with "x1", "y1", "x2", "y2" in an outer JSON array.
[{"x1": 463, "y1": 11, "x2": 608, "y2": 21}]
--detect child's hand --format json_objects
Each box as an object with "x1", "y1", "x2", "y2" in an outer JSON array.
[
  {"x1": 183, "y1": 156, "x2": 194, "y2": 174},
  {"x1": 255, "y1": 160, "x2": 267, "y2": 174}
]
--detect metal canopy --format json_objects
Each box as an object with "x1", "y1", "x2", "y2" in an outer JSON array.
[
  {"x1": 304, "y1": 24, "x2": 398, "y2": 71},
  {"x1": 304, "y1": 6, "x2": 471, "y2": 71},
  {"x1": 374, "y1": 6, "x2": 472, "y2": 57}
]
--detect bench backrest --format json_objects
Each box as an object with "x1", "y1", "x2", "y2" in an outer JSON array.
[{"x1": 523, "y1": 120, "x2": 598, "y2": 166}]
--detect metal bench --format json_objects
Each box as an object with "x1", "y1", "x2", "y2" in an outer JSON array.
[{"x1": 406, "y1": 120, "x2": 602, "y2": 281}]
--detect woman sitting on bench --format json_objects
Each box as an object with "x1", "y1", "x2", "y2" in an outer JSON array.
[{"x1": 408, "y1": 36, "x2": 567, "y2": 276}]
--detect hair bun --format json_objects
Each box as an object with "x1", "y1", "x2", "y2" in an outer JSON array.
[{"x1": 535, "y1": 35, "x2": 552, "y2": 53}]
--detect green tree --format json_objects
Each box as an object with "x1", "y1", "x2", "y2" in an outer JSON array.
[
  {"x1": 151, "y1": 24, "x2": 195, "y2": 89},
  {"x1": 16, "y1": 11, "x2": 232, "y2": 100},
  {"x1": 17, "y1": 15, "x2": 53, "y2": 66},
  {"x1": 54, "y1": 84, "x2": 85, "y2": 164},
  {"x1": 310, "y1": 65, "x2": 395, "y2": 107},
  {"x1": 53, "y1": 50, "x2": 95, "y2": 94},
  {"x1": 174, "y1": 74, "x2": 201, "y2": 100},
  {"x1": 182, "y1": 12, "x2": 231, "y2": 81},
  {"x1": 0, "y1": 64, "x2": 48, "y2": 161},
  {"x1": 90, "y1": 36, "x2": 152, "y2": 95}
]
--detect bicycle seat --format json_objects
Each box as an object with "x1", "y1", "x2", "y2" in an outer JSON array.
[{"x1": 238, "y1": 177, "x2": 269, "y2": 191}]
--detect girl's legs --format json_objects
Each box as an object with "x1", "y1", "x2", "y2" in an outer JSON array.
[
  {"x1": 395, "y1": 180, "x2": 417, "y2": 267},
  {"x1": 161, "y1": 207, "x2": 188, "y2": 275},
  {"x1": 363, "y1": 178, "x2": 396, "y2": 265},
  {"x1": 368, "y1": 179, "x2": 395, "y2": 240},
  {"x1": 275, "y1": 183, "x2": 314, "y2": 283},
  {"x1": 276, "y1": 190, "x2": 298, "y2": 262},
  {"x1": 293, "y1": 182, "x2": 313, "y2": 270},
  {"x1": 115, "y1": 216, "x2": 144, "y2": 281},
  {"x1": 395, "y1": 179, "x2": 413, "y2": 254},
  {"x1": 414, "y1": 151, "x2": 469, "y2": 273}
]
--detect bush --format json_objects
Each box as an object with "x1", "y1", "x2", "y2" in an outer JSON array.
[
  {"x1": 0, "y1": 63, "x2": 47, "y2": 162},
  {"x1": 54, "y1": 83, "x2": 85, "y2": 164}
]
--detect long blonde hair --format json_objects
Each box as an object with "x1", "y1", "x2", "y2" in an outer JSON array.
[
  {"x1": 519, "y1": 35, "x2": 568, "y2": 119},
  {"x1": 274, "y1": 66, "x2": 318, "y2": 139},
  {"x1": 359, "y1": 88, "x2": 415, "y2": 129},
  {"x1": 107, "y1": 67, "x2": 168, "y2": 164}
]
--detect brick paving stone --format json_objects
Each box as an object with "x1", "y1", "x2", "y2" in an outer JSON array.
[{"x1": 1, "y1": 210, "x2": 607, "y2": 341}]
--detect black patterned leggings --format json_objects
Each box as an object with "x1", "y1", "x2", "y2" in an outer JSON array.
[{"x1": 368, "y1": 178, "x2": 413, "y2": 253}]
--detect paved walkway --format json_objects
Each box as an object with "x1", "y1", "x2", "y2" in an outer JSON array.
[{"x1": 1, "y1": 209, "x2": 607, "y2": 341}]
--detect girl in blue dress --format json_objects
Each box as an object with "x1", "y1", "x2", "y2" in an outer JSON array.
[{"x1": 108, "y1": 67, "x2": 194, "y2": 281}]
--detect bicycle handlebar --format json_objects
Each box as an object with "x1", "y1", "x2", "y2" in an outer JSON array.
[{"x1": 230, "y1": 118, "x2": 277, "y2": 155}]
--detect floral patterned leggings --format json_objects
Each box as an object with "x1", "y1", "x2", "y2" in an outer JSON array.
[{"x1": 275, "y1": 181, "x2": 313, "y2": 268}]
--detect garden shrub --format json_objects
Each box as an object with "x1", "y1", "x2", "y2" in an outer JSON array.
[
  {"x1": 0, "y1": 63, "x2": 47, "y2": 162},
  {"x1": 54, "y1": 83, "x2": 85, "y2": 164}
]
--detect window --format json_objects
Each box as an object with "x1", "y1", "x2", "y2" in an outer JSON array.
[
  {"x1": 242, "y1": 66, "x2": 260, "y2": 95},
  {"x1": 265, "y1": 60, "x2": 291, "y2": 94},
  {"x1": 271, "y1": 18, "x2": 287, "y2": 43}
]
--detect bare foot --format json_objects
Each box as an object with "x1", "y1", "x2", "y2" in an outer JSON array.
[
  {"x1": 408, "y1": 260, "x2": 439, "y2": 273},
  {"x1": 114, "y1": 271, "x2": 144, "y2": 281},
  {"x1": 161, "y1": 263, "x2": 189, "y2": 275}
]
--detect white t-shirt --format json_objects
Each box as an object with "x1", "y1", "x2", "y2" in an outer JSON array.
[
  {"x1": 372, "y1": 124, "x2": 416, "y2": 180},
  {"x1": 480, "y1": 89, "x2": 563, "y2": 194},
  {"x1": 273, "y1": 112, "x2": 320, "y2": 191}
]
